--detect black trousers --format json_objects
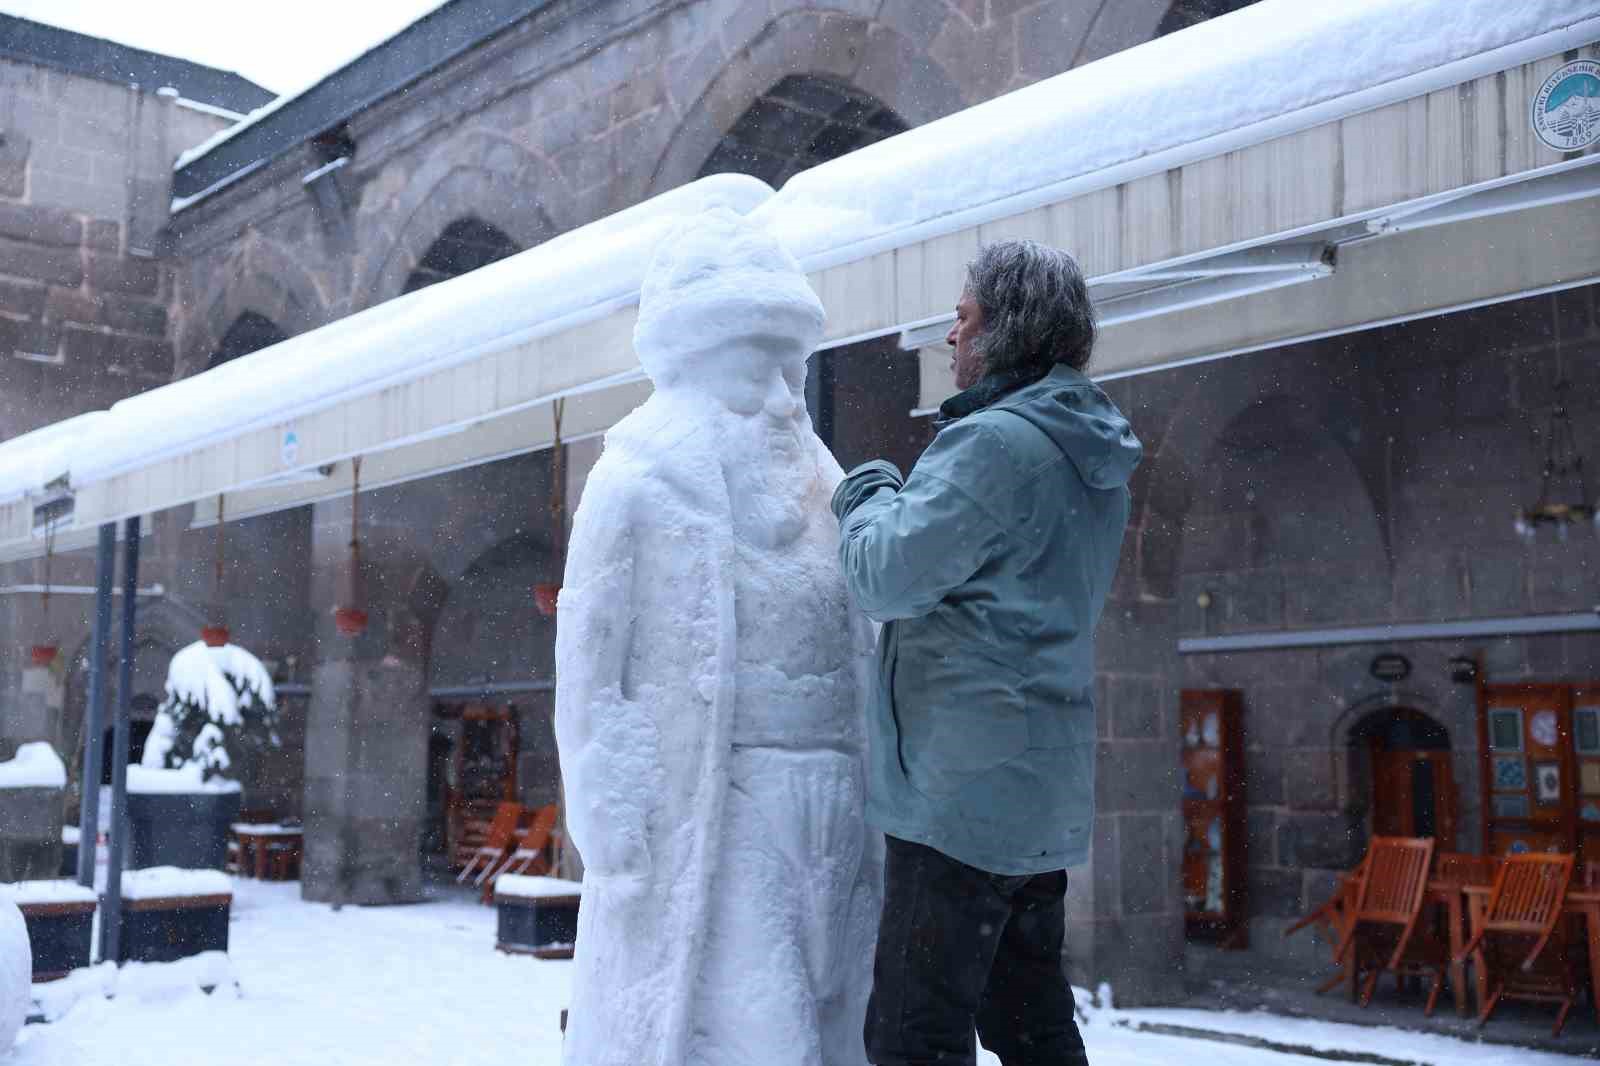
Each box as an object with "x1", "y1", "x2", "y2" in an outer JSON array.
[{"x1": 865, "y1": 836, "x2": 1088, "y2": 1066}]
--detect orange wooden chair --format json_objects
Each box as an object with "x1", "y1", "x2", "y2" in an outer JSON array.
[
  {"x1": 1455, "y1": 852, "x2": 1579, "y2": 1035},
  {"x1": 1332, "y1": 836, "x2": 1443, "y2": 1010},
  {"x1": 1287, "y1": 850, "x2": 1369, "y2": 994},
  {"x1": 456, "y1": 800, "x2": 523, "y2": 885},
  {"x1": 481, "y1": 804, "x2": 560, "y2": 902},
  {"x1": 1584, "y1": 859, "x2": 1600, "y2": 890}
]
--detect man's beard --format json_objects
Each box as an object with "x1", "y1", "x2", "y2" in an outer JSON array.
[{"x1": 721, "y1": 411, "x2": 816, "y2": 549}]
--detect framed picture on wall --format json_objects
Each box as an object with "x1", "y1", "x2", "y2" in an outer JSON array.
[
  {"x1": 1491, "y1": 755, "x2": 1527, "y2": 792},
  {"x1": 1493, "y1": 793, "x2": 1532, "y2": 819},
  {"x1": 1534, "y1": 761, "x2": 1562, "y2": 806},
  {"x1": 1583, "y1": 761, "x2": 1600, "y2": 796},
  {"x1": 1577, "y1": 707, "x2": 1600, "y2": 755},
  {"x1": 1488, "y1": 708, "x2": 1524, "y2": 751}
]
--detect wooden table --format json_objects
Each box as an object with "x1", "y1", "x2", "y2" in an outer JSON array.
[
  {"x1": 231, "y1": 823, "x2": 304, "y2": 880},
  {"x1": 1463, "y1": 884, "x2": 1600, "y2": 1022}
]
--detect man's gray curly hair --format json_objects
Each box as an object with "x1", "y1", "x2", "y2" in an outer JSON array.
[{"x1": 965, "y1": 239, "x2": 1097, "y2": 374}]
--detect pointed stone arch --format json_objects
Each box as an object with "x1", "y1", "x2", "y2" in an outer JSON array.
[
  {"x1": 178, "y1": 234, "x2": 330, "y2": 379},
  {"x1": 647, "y1": 11, "x2": 964, "y2": 199},
  {"x1": 356, "y1": 129, "x2": 566, "y2": 310}
]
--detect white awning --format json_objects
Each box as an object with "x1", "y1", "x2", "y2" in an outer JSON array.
[{"x1": 1, "y1": 0, "x2": 1595, "y2": 558}]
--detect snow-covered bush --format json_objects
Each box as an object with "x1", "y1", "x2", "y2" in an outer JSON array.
[
  {"x1": 141, "y1": 641, "x2": 279, "y2": 783},
  {"x1": 0, "y1": 895, "x2": 28, "y2": 1051}
]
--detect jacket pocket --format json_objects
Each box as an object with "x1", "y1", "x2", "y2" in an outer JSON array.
[{"x1": 895, "y1": 644, "x2": 1029, "y2": 797}]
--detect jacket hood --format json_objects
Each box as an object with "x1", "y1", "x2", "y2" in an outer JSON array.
[{"x1": 990, "y1": 365, "x2": 1142, "y2": 489}]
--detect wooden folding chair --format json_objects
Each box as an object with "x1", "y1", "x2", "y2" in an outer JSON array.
[
  {"x1": 1455, "y1": 852, "x2": 1578, "y2": 1035},
  {"x1": 456, "y1": 800, "x2": 523, "y2": 885},
  {"x1": 1584, "y1": 859, "x2": 1600, "y2": 890},
  {"x1": 1287, "y1": 850, "x2": 1368, "y2": 994},
  {"x1": 481, "y1": 804, "x2": 559, "y2": 902},
  {"x1": 1332, "y1": 836, "x2": 1442, "y2": 1010}
]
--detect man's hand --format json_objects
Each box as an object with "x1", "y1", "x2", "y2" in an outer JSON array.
[{"x1": 831, "y1": 459, "x2": 903, "y2": 520}]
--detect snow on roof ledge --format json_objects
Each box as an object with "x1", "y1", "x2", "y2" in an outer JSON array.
[
  {"x1": 70, "y1": 173, "x2": 774, "y2": 487},
  {"x1": 0, "y1": 413, "x2": 108, "y2": 504},
  {"x1": 756, "y1": 0, "x2": 1600, "y2": 269}
]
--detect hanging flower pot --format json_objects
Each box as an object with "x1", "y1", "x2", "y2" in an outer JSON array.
[
  {"x1": 202, "y1": 496, "x2": 231, "y2": 650},
  {"x1": 29, "y1": 644, "x2": 58, "y2": 667},
  {"x1": 533, "y1": 584, "x2": 560, "y2": 617},
  {"x1": 333, "y1": 459, "x2": 368, "y2": 638},
  {"x1": 333, "y1": 606, "x2": 369, "y2": 638},
  {"x1": 200, "y1": 625, "x2": 230, "y2": 648}
]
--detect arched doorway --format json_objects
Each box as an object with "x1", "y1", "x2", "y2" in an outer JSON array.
[
  {"x1": 402, "y1": 217, "x2": 519, "y2": 294},
  {"x1": 1350, "y1": 707, "x2": 1457, "y2": 846},
  {"x1": 208, "y1": 311, "x2": 287, "y2": 370},
  {"x1": 697, "y1": 75, "x2": 926, "y2": 470}
]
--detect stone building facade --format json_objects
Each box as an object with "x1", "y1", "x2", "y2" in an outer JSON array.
[{"x1": 3, "y1": 0, "x2": 1596, "y2": 1007}]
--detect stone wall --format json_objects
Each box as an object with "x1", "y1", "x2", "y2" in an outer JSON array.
[
  {"x1": 1108, "y1": 283, "x2": 1600, "y2": 968},
  {"x1": 0, "y1": 59, "x2": 231, "y2": 439}
]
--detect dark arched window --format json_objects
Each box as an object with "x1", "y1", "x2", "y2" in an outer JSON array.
[
  {"x1": 697, "y1": 74, "x2": 907, "y2": 189},
  {"x1": 1158, "y1": 0, "x2": 1262, "y2": 36},
  {"x1": 208, "y1": 311, "x2": 287, "y2": 370},
  {"x1": 403, "y1": 217, "x2": 520, "y2": 294}
]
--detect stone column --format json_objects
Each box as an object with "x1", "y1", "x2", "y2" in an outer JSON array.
[{"x1": 300, "y1": 499, "x2": 432, "y2": 905}]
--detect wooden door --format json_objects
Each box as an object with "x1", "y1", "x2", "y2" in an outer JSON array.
[{"x1": 1372, "y1": 746, "x2": 1456, "y2": 844}]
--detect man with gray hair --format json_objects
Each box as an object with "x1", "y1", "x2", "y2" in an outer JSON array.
[{"x1": 832, "y1": 240, "x2": 1142, "y2": 1066}]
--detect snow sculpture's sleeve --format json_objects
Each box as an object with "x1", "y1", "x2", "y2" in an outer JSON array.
[
  {"x1": 555, "y1": 467, "x2": 655, "y2": 885},
  {"x1": 830, "y1": 421, "x2": 1009, "y2": 623}
]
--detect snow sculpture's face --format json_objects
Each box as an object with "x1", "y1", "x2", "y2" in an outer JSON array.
[{"x1": 634, "y1": 208, "x2": 824, "y2": 422}]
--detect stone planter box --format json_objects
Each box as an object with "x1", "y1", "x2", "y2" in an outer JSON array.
[
  {"x1": 124, "y1": 788, "x2": 241, "y2": 871},
  {"x1": 117, "y1": 868, "x2": 232, "y2": 965},
  {"x1": 6, "y1": 881, "x2": 95, "y2": 981},
  {"x1": 495, "y1": 875, "x2": 581, "y2": 959},
  {"x1": 0, "y1": 786, "x2": 63, "y2": 884}
]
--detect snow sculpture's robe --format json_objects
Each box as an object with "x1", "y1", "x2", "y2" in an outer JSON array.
[{"x1": 556, "y1": 389, "x2": 878, "y2": 1066}]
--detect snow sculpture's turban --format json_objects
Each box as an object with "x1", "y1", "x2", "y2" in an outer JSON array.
[{"x1": 634, "y1": 207, "x2": 825, "y2": 385}]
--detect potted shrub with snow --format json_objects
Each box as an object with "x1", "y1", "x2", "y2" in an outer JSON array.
[
  {"x1": 0, "y1": 742, "x2": 66, "y2": 882},
  {"x1": 117, "y1": 866, "x2": 232, "y2": 965},
  {"x1": 2, "y1": 879, "x2": 95, "y2": 981},
  {"x1": 127, "y1": 641, "x2": 279, "y2": 870}
]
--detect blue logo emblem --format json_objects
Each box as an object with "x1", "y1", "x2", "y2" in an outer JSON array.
[{"x1": 1532, "y1": 60, "x2": 1600, "y2": 152}]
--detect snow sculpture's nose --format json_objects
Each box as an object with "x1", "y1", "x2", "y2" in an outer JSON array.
[{"x1": 763, "y1": 371, "x2": 796, "y2": 419}]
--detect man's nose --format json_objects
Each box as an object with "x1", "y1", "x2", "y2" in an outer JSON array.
[{"x1": 944, "y1": 321, "x2": 958, "y2": 348}]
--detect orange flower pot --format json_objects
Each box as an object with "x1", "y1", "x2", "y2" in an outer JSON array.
[
  {"x1": 28, "y1": 644, "x2": 57, "y2": 667},
  {"x1": 200, "y1": 625, "x2": 230, "y2": 648},
  {"x1": 533, "y1": 584, "x2": 560, "y2": 617},
  {"x1": 333, "y1": 606, "x2": 368, "y2": 637}
]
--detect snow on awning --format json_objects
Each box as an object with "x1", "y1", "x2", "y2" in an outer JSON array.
[
  {"x1": 755, "y1": 0, "x2": 1600, "y2": 402},
  {"x1": 4, "y1": 1, "x2": 1599, "y2": 554},
  {"x1": 64, "y1": 174, "x2": 771, "y2": 533}
]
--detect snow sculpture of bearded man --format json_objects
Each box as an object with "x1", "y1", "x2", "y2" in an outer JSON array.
[{"x1": 555, "y1": 208, "x2": 881, "y2": 1066}]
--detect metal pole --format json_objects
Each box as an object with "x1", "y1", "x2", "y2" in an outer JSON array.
[
  {"x1": 75, "y1": 523, "x2": 116, "y2": 888},
  {"x1": 100, "y1": 516, "x2": 139, "y2": 965}
]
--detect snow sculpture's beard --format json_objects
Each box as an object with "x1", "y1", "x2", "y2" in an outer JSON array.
[{"x1": 721, "y1": 409, "x2": 816, "y2": 550}]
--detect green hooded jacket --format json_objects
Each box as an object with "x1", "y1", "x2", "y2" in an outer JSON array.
[{"x1": 831, "y1": 363, "x2": 1142, "y2": 874}]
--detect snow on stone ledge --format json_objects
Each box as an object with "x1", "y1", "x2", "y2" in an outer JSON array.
[
  {"x1": 756, "y1": 0, "x2": 1600, "y2": 267},
  {"x1": 127, "y1": 764, "x2": 242, "y2": 795},
  {"x1": 120, "y1": 867, "x2": 232, "y2": 901},
  {"x1": 0, "y1": 742, "x2": 66, "y2": 789},
  {"x1": 0, "y1": 879, "x2": 97, "y2": 906},
  {"x1": 494, "y1": 875, "x2": 582, "y2": 901},
  {"x1": 71, "y1": 173, "x2": 773, "y2": 488}
]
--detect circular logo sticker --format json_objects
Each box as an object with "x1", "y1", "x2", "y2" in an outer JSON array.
[
  {"x1": 1531, "y1": 59, "x2": 1600, "y2": 152},
  {"x1": 281, "y1": 428, "x2": 300, "y2": 468}
]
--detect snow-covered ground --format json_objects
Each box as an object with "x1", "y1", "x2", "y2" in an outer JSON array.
[{"x1": 5, "y1": 875, "x2": 1585, "y2": 1065}]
